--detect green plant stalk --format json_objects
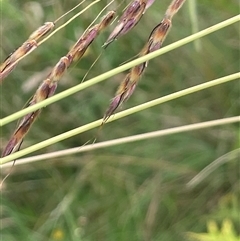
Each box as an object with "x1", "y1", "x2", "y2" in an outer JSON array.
[
  {"x1": 0, "y1": 15, "x2": 239, "y2": 126},
  {"x1": 37, "y1": 0, "x2": 101, "y2": 46},
  {"x1": 0, "y1": 72, "x2": 239, "y2": 164},
  {"x1": 187, "y1": 0, "x2": 201, "y2": 51},
  {"x1": 187, "y1": 149, "x2": 240, "y2": 188},
  {"x1": 2, "y1": 116, "x2": 239, "y2": 167}
]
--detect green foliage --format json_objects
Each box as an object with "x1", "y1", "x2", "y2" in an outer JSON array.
[
  {"x1": 187, "y1": 219, "x2": 239, "y2": 241},
  {"x1": 187, "y1": 194, "x2": 240, "y2": 241}
]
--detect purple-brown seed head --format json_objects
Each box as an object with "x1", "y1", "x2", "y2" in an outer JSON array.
[{"x1": 28, "y1": 22, "x2": 55, "y2": 41}]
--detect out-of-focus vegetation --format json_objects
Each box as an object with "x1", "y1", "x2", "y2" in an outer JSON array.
[
  {"x1": 187, "y1": 219, "x2": 240, "y2": 241},
  {"x1": 186, "y1": 194, "x2": 240, "y2": 241},
  {"x1": 0, "y1": 0, "x2": 239, "y2": 240}
]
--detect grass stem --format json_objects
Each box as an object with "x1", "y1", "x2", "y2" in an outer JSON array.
[
  {"x1": 0, "y1": 72, "x2": 239, "y2": 163},
  {"x1": 1, "y1": 116, "x2": 239, "y2": 167}
]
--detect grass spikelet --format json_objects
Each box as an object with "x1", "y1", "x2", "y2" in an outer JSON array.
[
  {"x1": 102, "y1": 0, "x2": 186, "y2": 124},
  {"x1": 0, "y1": 0, "x2": 98, "y2": 82},
  {"x1": 103, "y1": 0, "x2": 155, "y2": 48},
  {"x1": 2, "y1": 10, "x2": 115, "y2": 157}
]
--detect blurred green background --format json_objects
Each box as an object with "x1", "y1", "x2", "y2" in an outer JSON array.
[{"x1": 0, "y1": 0, "x2": 239, "y2": 240}]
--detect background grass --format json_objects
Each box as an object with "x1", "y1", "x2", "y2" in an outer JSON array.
[{"x1": 0, "y1": 0, "x2": 239, "y2": 240}]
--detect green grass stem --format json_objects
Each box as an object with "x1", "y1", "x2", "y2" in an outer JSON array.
[
  {"x1": 187, "y1": 149, "x2": 240, "y2": 188},
  {"x1": 2, "y1": 116, "x2": 239, "y2": 167},
  {"x1": 0, "y1": 72, "x2": 239, "y2": 164}
]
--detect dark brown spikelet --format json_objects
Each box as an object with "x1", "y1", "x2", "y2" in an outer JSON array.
[
  {"x1": 2, "y1": 111, "x2": 40, "y2": 157},
  {"x1": 165, "y1": 0, "x2": 186, "y2": 20},
  {"x1": 102, "y1": 0, "x2": 155, "y2": 48},
  {"x1": 2, "y1": 11, "x2": 115, "y2": 157},
  {"x1": 28, "y1": 22, "x2": 55, "y2": 41},
  {"x1": 102, "y1": 0, "x2": 186, "y2": 124},
  {"x1": 68, "y1": 11, "x2": 115, "y2": 62},
  {"x1": 0, "y1": 40, "x2": 37, "y2": 82}
]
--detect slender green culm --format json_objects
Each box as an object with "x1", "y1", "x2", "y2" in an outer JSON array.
[
  {"x1": 187, "y1": 149, "x2": 240, "y2": 188},
  {"x1": 0, "y1": 15, "x2": 239, "y2": 127},
  {"x1": 1, "y1": 116, "x2": 239, "y2": 167},
  {"x1": 0, "y1": 72, "x2": 239, "y2": 164},
  {"x1": 188, "y1": 0, "x2": 201, "y2": 51}
]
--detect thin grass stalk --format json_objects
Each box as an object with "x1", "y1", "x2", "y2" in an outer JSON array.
[
  {"x1": 187, "y1": 0, "x2": 201, "y2": 51},
  {"x1": 1, "y1": 14, "x2": 238, "y2": 127},
  {"x1": 1, "y1": 116, "x2": 239, "y2": 168},
  {"x1": 37, "y1": 0, "x2": 101, "y2": 46},
  {"x1": 187, "y1": 149, "x2": 240, "y2": 188},
  {"x1": 0, "y1": 72, "x2": 239, "y2": 164}
]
